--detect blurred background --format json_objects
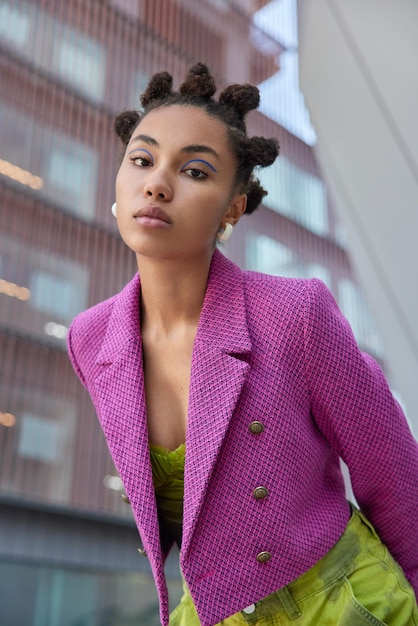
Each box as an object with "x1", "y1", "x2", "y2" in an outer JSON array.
[{"x1": 0, "y1": 0, "x2": 416, "y2": 624}]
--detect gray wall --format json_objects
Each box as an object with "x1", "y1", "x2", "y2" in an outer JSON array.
[{"x1": 298, "y1": 0, "x2": 418, "y2": 433}]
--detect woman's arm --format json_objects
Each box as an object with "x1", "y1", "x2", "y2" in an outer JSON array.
[{"x1": 303, "y1": 278, "x2": 418, "y2": 596}]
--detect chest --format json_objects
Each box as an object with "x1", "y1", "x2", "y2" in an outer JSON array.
[{"x1": 142, "y1": 332, "x2": 195, "y2": 449}]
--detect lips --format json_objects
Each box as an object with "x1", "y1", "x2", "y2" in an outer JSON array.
[{"x1": 134, "y1": 205, "x2": 172, "y2": 224}]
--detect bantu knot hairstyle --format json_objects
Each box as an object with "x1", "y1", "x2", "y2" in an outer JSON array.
[
  {"x1": 114, "y1": 110, "x2": 140, "y2": 146},
  {"x1": 140, "y1": 71, "x2": 173, "y2": 107},
  {"x1": 219, "y1": 83, "x2": 260, "y2": 120},
  {"x1": 179, "y1": 63, "x2": 217, "y2": 99},
  {"x1": 114, "y1": 63, "x2": 280, "y2": 214}
]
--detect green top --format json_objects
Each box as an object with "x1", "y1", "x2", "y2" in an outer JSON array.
[{"x1": 149, "y1": 442, "x2": 185, "y2": 548}]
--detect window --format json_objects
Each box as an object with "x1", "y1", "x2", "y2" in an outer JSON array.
[
  {"x1": 0, "y1": 2, "x2": 31, "y2": 48},
  {"x1": 335, "y1": 221, "x2": 349, "y2": 249},
  {"x1": 132, "y1": 71, "x2": 149, "y2": 106},
  {"x1": 204, "y1": 0, "x2": 229, "y2": 11},
  {"x1": 254, "y1": 0, "x2": 317, "y2": 146},
  {"x1": 0, "y1": 233, "x2": 89, "y2": 339},
  {"x1": 30, "y1": 266, "x2": 88, "y2": 324},
  {"x1": 46, "y1": 141, "x2": 98, "y2": 218},
  {"x1": 0, "y1": 1, "x2": 106, "y2": 102},
  {"x1": 0, "y1": 387, "x2": 77, "y2": 502},
  {"x1": 18, "y1": 413, "x2": 63, "y2": 463},
  {"x1": 53, "y1": 26, "x2": 107, "y2": 101},
  {"x1": 0, "y1": 561, "x2": 182, "y2": 626},
  {"x1": 247, "y1": 234, "x2": 331, "y2": 286},
  {"x1": 109, "y1": 0, "x2": 141, "y2": 19},
  {"x1": 0, "y1": 103, "x2": 98, "y2": 218},
  {"x1": 257, "y1": 157, "x2": 328, "y2": 236},
  {"x1": 29, "y1": 251, "x2": 89, "y2": 326},
  {"x1": 0, "y1": 104, "x2": 35, "y2": 176},
  {"x1": 338, "y1": 279, "x2": 384, "y2": 357}
]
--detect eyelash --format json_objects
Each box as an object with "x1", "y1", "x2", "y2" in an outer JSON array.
[
  {"x1": 182, "y1": 167, "x2": 208, "y2": 180},
  {"x1": 129, "y1": 156, "x2": 209, "y2": 180},
  {"x1": 130, "y1": 156, "x2": 152, "y2": 167}
]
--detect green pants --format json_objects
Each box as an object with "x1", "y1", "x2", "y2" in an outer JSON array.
[{"x1": 169, "y1": 507, "x2": 418, "y2": 625}]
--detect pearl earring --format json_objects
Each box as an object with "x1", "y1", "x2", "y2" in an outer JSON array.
[
  {"x1": 111, "y1": 202, "x2": 117, "y2": 217},
  {"x1": 218, "y1": 222, "x2": 233, "y2": 242}
]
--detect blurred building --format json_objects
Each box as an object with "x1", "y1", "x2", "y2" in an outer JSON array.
[{"x1": 0, "y1": 1, "x2": 386, "y2": 624}]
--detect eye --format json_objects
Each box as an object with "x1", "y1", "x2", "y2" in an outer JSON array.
[
  {"x1": 181, "y1": 158, "x2": 216, "y2": 178},
  {"x1": 130, "y1": 156, "x2": 152, "y2": 167},
  {"x1": 183, "y1": 167, "x2": 208, "y2": 179}
]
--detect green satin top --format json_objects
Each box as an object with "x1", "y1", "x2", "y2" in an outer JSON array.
[{"x1": 149, "y1": 442, "x2": 185, "y2": 549}]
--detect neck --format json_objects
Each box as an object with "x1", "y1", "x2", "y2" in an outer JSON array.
[{"x1": 136, "y1": 252, "x2": 214, "y2": 335}]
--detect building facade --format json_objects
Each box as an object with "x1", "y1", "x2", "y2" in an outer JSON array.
[{"x1": 0, "y1": 1, "x2": 385, "y2": 624}]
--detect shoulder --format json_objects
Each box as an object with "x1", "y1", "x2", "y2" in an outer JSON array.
[
  {"x1": 69, "y1": 291, "x2": 118, "y2": 347},
  {"x1": 242, "y1": 268, "x2": 334, "y2": 321},
  {"x1": 213, "y1": 252, "x2": 339, "y2": 328},
  {"x1": 70, "y1": 273, "x2": 140, "y2": 334},
  {"x1": 243, "y1": 268, "x2": 309, "y2": 297},
  {"x1": 66, "y1": 293, "x2": 118, "y2": 386},
  {"x1": 67, "y1": 274, "x2": 139, "y2": 384}
]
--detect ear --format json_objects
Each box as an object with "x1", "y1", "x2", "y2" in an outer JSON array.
[{"x1": 226, "y1": 193, "x2": 247, "y2": 225}]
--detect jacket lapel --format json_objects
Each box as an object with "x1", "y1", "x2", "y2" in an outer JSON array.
[
  {"x1": 91, "y1": 252, "x2": 252, "y2": 565},
  {"x1": 181, "y1": 251, "x2": 252, "y2": 555},
  {"x1": 93, "y1": 276, "x2": 163, "y2": 564}
]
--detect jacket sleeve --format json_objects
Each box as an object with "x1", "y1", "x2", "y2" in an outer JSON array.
[{"x1": 303, "y1": 278, "x2": 418, "y2": 597}]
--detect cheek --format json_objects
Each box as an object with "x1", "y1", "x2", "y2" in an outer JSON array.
[
  {"x1": 116, "y1": 162, "x2": 128, "y2": 186},
  {"x1": 115, "y1": 172, "x2": 123, "y2": 202},
  {"x1": 189, "y1": 192, "x2": 226, "y2": 224},
  {"x1": 115, "y1": 176, "x2": 137, "y2": 215},
  {"x1": 191, "y1": 210, "x2": 227, "y2": 246},
  {"x1": 115, "y1": 159, "x2": 135, "y2": 192}
]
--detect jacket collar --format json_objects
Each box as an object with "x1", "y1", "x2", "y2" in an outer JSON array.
[
  {"x1": 194, "y1": 249, "x2": 251, "y2": 352},
  {"x1": 96, "y1": 272, "x2": 141, "y2": 365},
  {"x1": 96, "y1": 249, "x2": 251, "y2": 362}
]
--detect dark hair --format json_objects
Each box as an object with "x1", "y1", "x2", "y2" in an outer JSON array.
[{"x1": 114, "y1": 63, "x2": 280, "y2": 214}]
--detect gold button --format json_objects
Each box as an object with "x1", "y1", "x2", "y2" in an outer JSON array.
[
  {"x1": 253, "y1": 486, "x2": 268, "y2": 500},
  {"x1": 121, "y1": 494, "x2": 130, "y2": 504},
  {"x1": 256, "y1": 551, "x2": 271, "y2": 563},
  {"x1": 249, "y1": 421, "x2": 264, "y2": 434},
  {"x1": 137, "y1": 547, "x2": 147, "y2": 557}
]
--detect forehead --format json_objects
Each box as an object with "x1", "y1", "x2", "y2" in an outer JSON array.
[{"x1": 131, "y1": 104, "x2": 229, "y2": 151}]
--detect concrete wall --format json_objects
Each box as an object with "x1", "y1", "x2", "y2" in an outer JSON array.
[{"x1": 298, "y1": 0, "x2": 418, "y2": 433}]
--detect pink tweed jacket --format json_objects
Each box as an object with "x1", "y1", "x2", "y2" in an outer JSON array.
[{"x1": 68, "y1": 250, "x2": 418, "y2": 626}]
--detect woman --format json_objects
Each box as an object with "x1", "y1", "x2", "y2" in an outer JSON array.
[{"x1": 68, "y1": 63, "x2": 418, "y2": 626}]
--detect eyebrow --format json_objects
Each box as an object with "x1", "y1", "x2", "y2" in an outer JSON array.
[{"x1": 130, "y1": 134, "x2": 220, "y2": 160}]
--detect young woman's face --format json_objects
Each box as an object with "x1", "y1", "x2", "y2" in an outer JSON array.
[{"x1": 115, "y1": 105, "x2": 246, "y2": 263}]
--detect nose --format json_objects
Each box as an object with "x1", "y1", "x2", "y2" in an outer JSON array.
[{"x1": 143, "y1": 177, "x2": 172, "y2": 201}]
